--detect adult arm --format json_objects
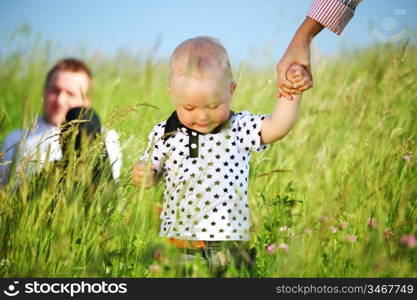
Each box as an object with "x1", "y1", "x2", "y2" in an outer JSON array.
[{"x1": 277, "y1": 0, "x2": 362, "y2": 99}]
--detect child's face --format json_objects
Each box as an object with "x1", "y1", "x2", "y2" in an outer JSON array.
[
  {"x1": 43, "y1": 70, "x2": 91, "y2": 127},
  {"x1": 168, "y1": 77, "x2": 235, "y2": 133}
]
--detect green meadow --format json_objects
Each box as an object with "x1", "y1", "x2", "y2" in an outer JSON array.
[{"x1": 0, "y1": 30, "x2": 416, "y2": 277}]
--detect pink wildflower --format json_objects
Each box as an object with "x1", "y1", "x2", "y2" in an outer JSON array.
[
  {"x1": 400, "y1": 234, "x2": 417, "y2": 248},
  {"x1": 330, "y1": 226, "x2": 338, "y2": 234},
  {"x1": 402, "y1": 155, "x2": 411, "y2": 162},
  {"x1": 278, "y1": 243, "x2": 290, "y2": 251},
  {"x1": 266, "y1": 244, "x2": 276, "y2": 254}
]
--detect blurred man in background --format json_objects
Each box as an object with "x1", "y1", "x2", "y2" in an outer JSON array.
[{"x1": 0, "y1": 58, "x2": 122, "y2": 185}]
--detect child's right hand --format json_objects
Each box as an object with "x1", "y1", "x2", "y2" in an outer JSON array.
[{"x1": 132, "y1": 163, "x2": 157, "y2": 188}]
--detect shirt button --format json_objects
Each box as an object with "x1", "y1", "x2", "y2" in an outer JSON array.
[
  {"x1": 191, "y1": 131, "x2": 197, "y2": 136},
  {"x1": 191, "y1": 143, "x2": 197, "y2": 149}
]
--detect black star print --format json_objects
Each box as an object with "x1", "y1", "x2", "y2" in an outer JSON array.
[
  {"x1": 211, "y1": 221, "x2": 216, "y2": 226},
  {"x1": 214, "y1": 194, "x2": 219, "y2": 199},
  {"x1": 223, "y1": 188, "x2": 228, "y2": 193},
  {"x1": 222, "y1": 202, "x2": 227, "y2": 206},
  {"x1": 210, "y1": 234, "x2": 215, "y2": 238},
  {"x1": 223, "y1": 162, "x2": 229, "y2": 166},
  {"x1": 215, "y1": 168, "x2": 221, "y2": 173},
  {"x1": 213, "y1": 208, "x2": 218, "y2": 213},
  {"x1": 204, "y1": 214, "x2": 209, "y2": 219}
]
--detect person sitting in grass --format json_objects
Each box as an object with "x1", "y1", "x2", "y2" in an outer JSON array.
[
  {"x1": 132, "y1": 36, "x2": 311, "y2": 275},
  {"x1": 0, "y1": 58, "x2": 122, "y2": 185}
]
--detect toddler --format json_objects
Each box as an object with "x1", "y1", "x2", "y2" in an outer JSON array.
[{"x1": 133, "y1": 36, "x2": 310, "y2": 274}]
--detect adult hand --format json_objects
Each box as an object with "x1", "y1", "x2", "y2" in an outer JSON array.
[
  {"x1": 276, "y1": 17, "x2": 323, "y2": 100},
  {"x1": 276, "y1": 39, "x2": 312, "y2": 100}
]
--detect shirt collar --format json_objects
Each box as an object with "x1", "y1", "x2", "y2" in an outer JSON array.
[
  {"x1": 164, "y1": 111, "x2": 233, "y2": 158},
  {"x1": 33, "y1": 116, "x2": 59, "y2": 132},
  {"x1": 164, "y1": 111, "x2": 232, "y2": 138}
]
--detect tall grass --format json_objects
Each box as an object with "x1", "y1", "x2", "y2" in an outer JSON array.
[{"x1": 0, "y1": 30, "x2": 416, "y2": 277}]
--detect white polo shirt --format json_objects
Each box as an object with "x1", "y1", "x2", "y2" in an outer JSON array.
[
  {"x1": 0, "y1": 117, "x2": 122, "y2": 184},
  {"x1": 140, "y1": 111, "x2": 268, "y2": 241}
]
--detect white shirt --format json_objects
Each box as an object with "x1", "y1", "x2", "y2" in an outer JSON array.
[
  {"x1": 0, "y1": 117, "x2": 122, "y2": 184},
  {"x1": 140, "y1": 111, "x2": 268, "y2": 241}
]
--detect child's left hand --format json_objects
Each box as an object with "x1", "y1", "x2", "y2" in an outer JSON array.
[{"x1": 278, "y1": 64, "x2": 312, "y2": 99}]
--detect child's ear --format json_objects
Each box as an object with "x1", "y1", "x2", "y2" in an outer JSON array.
[
  {"x1": 166, "y1": 86, "x2": 173, "y2": 96},
  {"x1": 230, "y1": 80, "x2": 237, "y2": 95}
]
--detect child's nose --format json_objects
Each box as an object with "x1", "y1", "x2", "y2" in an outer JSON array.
[{"x1": 198, "y1": 109, "x2": 209, "y2": 121}]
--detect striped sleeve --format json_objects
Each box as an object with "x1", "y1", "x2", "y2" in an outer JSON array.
[{"x1": 307, "y1": 0, "x2": 362, "y2": 35}]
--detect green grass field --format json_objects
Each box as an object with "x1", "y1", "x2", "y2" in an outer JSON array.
[{"x1": 0, "y1": 31, "x2": 416, "y2": 277}]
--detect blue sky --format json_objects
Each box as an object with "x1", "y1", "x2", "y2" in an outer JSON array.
[{"x1": 0, "y1": 0, "x2": 416, "y2": 64}]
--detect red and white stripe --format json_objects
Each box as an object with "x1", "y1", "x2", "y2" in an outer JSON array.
[{"x1": 307, "y1": 0, "x2": 361, "y2": 35}]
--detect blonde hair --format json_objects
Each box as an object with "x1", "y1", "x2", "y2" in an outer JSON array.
[{"x1": 169, "y1": 36, "x2": 233, "y2": 84}]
